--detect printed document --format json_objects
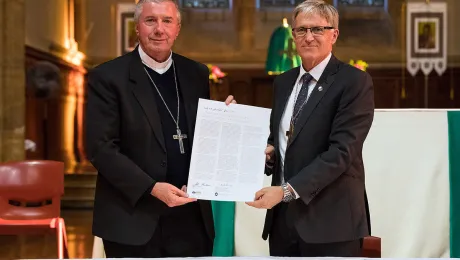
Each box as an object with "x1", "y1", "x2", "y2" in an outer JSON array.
[{"x1": 187, "y1": 99, "x2": 271, "y2": 202}]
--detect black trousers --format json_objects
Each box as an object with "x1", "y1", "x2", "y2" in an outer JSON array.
[
  {"x1": 103, "y1": 202, "x2": 212, "y2": 258},
  {"x1": 269, "y1": 203, "x2": 362, "y2": 257}
]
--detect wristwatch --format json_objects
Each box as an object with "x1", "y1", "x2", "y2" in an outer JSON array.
[{"x1": 281, "y1": 183, "x2": 294, "y2": 202}]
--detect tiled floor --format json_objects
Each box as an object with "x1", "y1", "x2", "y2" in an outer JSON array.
[{"x1": 0, "y1": 210, "x2": 94, "y2": 259}]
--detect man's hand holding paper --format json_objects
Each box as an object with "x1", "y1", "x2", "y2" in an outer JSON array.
[{"x1": 187, "y1": 99, "x2": 271, "y2": 202}]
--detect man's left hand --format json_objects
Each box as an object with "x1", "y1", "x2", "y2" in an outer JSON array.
[
  {"x1": 246, "y1": 186, "x2": 283, "y2": 209},
  {"x1": 225, "y1": 95, "x2": 237, "y2": 105}
]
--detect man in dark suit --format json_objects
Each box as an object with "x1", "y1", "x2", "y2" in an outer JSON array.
[
  {"x1": 84, "y1": 0, "x2": 235, "y2": 258},
  {"x1": 246, "y1": 0, "x2": 374, "y2": 257}
]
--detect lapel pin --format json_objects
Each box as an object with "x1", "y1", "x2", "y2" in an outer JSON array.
[{"x1": 318, "y1": 86, "x2": 323, "y2": 91}]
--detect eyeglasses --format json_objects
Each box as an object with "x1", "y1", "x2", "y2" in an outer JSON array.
[{"x1": 292, "y1": 26, "x2": 334, "y2": 37}]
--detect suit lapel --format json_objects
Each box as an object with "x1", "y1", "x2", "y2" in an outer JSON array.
[
  {"x1": 274, "y1": 67, "x2": 300, "y2": 147},
  {"x1": 288, "y1": 55, "x2": 341, "y2": 147},
  {"x1": 129, "y1": 48, "x2": 166, "y2": 152},
  {"x1": 172, "y1": 53, "x2": 199, "y2": 145}
]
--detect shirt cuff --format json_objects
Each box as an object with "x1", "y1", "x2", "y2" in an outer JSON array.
[{"x1": 287, "y1": 183, "x2": 300, "y2": 199}]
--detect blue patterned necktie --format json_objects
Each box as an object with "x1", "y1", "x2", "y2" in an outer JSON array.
[
  {"x1": 286, "y1": 73, "x2": 314, "y2": 142},
  {"x1": 292, "y1": 73, "x2": 314, "y2": 124}
]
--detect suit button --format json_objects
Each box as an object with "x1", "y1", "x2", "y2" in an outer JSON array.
[{"x1": 161, "y1": 161, "x2": 166, "y2": 167}]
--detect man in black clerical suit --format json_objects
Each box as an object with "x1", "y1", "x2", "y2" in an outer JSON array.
[
  {"x1": 84, "y1": 0, "x2": 235, "y2": 258},
  {"x1": 247, "y1": 0, "x2": 375, "y2": 257}
]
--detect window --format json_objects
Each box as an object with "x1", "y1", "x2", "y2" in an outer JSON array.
[
  {"x1": 334, "y1": 0, "x2": 387, "y2": 11},
  {"x1": 257, "y1": 0, "x2": 303, "y2": 8},
  {"x1": 180, "y1": 0, "x2": 231, "y2": 9}
]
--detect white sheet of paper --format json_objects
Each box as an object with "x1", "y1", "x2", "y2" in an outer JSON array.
[{"x1": 187, "y1": 99, "x2": 271, "y2": 202}]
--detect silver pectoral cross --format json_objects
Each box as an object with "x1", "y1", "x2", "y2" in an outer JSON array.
[{"x1": 173, "y1": 128, "x2": 187, "y2": 154}]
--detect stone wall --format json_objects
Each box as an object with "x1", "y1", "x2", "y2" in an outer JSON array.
[{"x1": 0, "y1": 0, "x2": 25, "y2": 162}]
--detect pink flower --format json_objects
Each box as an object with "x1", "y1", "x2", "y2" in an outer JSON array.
[{"x1": 211, "y1": 66, "x2": 225, "y2": 78}]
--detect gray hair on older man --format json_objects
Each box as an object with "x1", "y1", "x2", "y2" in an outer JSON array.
[
  {"x1": 134, "y1": 0, "x2": 181, "y2": 24},
  {"x1": 292, "y1": 0, "x2": 339, "y2": 28}
]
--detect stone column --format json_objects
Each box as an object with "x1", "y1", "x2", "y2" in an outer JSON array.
[
  {"x1": 74, "y1": 0, "x2": 87, "y2": 53},
  {"x1": 233, "y1": 0, "x2": 255, "y2": 52},
  {"x1": 0, "y1": 0, "x2": 26, "y2": 162}
]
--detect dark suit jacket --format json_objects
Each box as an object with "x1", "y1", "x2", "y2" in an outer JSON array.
[
  {"x1": 263, "y1": 55, "x2": 374, "y2": 244},
  {"x1": 84, "y1": 48, "x2": 214, "y2": 245}
]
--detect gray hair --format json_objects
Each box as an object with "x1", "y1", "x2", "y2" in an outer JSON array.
[
  {"x1": 134, "y1": 0, "x2": 181, "y2": 24},
  {"x1": 292, "y1": 0, "x2": 339, "y2": 29}
]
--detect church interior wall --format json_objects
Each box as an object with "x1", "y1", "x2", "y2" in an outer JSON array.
[
  {"x1": 24, "y1": 0, "x2": 88, "y2": 172},
  {"x1": 25, "y1": 0, "x2": 69, "y2": 55},
  {"x1": 20, "y1": 0, "x2": 460, "y2": 167},
  {"x1": 81, "y1": 0, "x2": 459, "y2": 66}
]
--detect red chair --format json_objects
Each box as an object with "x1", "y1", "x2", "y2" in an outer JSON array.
[
  {"x1": 362, "y1": 236, "x2": 381, "y2": 258},
  {"x1": 0, "y1": 160, "x2": 69, "y2": 259}
]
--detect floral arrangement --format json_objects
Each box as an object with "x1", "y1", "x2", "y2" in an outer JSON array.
[
  {"x1": 207, "y1": 64, "x2": 226, "y2": 84},
  {"x1": 349, "y1": 59, "x2": 369, "y2": 72}
]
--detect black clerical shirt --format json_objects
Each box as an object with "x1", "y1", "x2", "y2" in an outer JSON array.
[{"x1": 144, "y1": 64, "x2": 191, "y2": 189}]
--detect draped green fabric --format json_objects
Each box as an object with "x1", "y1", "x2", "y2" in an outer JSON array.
[
  {"x1": 448, "y1": 111, "x2": 460, "y2": 258},
  {"x1": 265, "y1": 24, "x2": 301, "y2": 75},
  {"x1": 211, "y1": 201, "x2": 235, "y2": 256}
]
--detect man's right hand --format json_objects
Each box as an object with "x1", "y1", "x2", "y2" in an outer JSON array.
[
  {"x1": 150, "y1": 182, "x2": 197, "y2": 207},
  {"x1": 265, "y1": 144, "x2": 275, "y2": 162}
]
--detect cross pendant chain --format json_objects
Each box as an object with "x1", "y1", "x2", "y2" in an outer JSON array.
[
  {"x1": 144, "y1": 61, "x2": 189, "y2": 154},
  {"x1": 173, "y1": 127, "x2": 187, "y2": 154}
]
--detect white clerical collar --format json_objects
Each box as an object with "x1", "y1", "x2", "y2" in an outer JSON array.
[
  {"x1": 300, "y1": 52, "x2": 332, "y2": 81},
  {"x1": 138, "y1": 44, "x2": 173, "y2": 74}
]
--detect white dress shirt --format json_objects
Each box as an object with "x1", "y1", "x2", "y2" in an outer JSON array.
[
  {"x1": 279, "y1": 52, "x2": 332, "y2": 199},
  {"x1": 138, "y1": 45, "x2": 173, "y2": 74}
]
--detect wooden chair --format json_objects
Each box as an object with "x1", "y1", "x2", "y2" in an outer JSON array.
[
  {"x1": 0, "y1": 160, "x2": 69, "y2": 259},
  {"x1": 362, "y1": 236, "x2": 381, "y2": 258}
]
